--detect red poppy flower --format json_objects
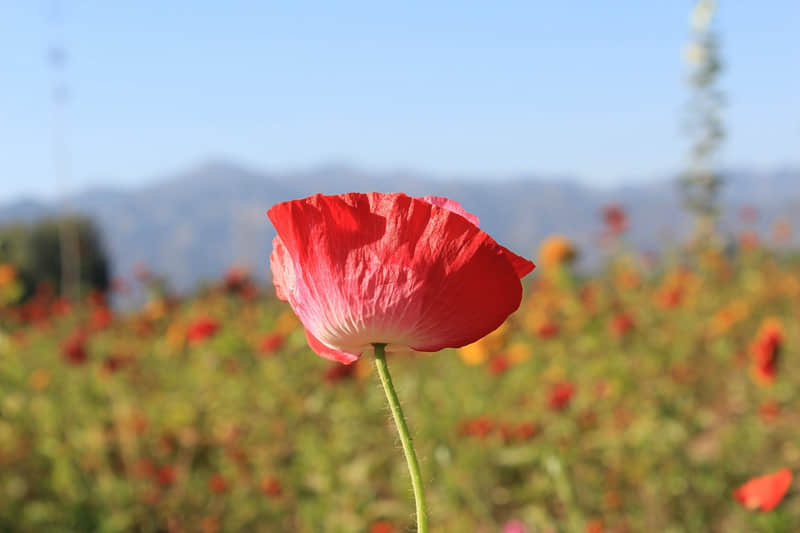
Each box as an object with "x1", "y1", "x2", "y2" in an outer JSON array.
[
  {"x1": 609, "y1": 312, "x2": 635, "y2": 337},
  {"x1": 750, "y1": 319, "x2": 782, "y2": 385},
  {"x1": 157, "y1": 464, "x2": 178, "y2": 487},
  {"x1": 548, "y1": 382, "x2": 575, "y2": 411},
  {"x1": 186, "y1": 318, "x2": 220, "y2": 344},
  {"x1": 260, "y1": 476, "x2": 282, "y2": 497},
  {"x1": 258, "y1": 332, "x2": 285, "y2": 355},
  {"x1": 733, "y1": 468, "x2": 792, "y2": 511},
  {"x1": 458, "y1": 416, "x2": 494, "y2": 438},
  {"x1": 268, "y1": 193, "x2": 535, "y2": 364},
  {"x1": 488, "y1": 354, "x2": 510, "y2": 376},
  {"x1": 602, "y1": 204, "x2": 628, "y2": 235},
  {"x1": 208, "y1": 473, "x2": 228, "y2": 494},
  {"x1": 536, "y1": 320, "x2": 560, "y2": 339},
  {"x1": 61, "y1": 331, "x2": 88, "y2": 365},
  {"x1": 369, "y1": 521, "x2": 395, "y2": 533}
]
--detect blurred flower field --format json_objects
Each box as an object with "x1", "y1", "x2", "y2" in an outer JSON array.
[{"x1": 1, "y1": 241, "x2": 800, "y2": 532}]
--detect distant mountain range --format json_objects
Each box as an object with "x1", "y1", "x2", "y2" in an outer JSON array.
[{"x1": 2, "y1": 161, "x2": 799, "y2": 293}]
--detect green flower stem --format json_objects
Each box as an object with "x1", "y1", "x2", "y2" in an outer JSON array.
[{"x1": 373, "y1": 343, "x2": 428, "y2": 532}]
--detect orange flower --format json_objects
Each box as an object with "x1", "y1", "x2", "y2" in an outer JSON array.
[
  {"x1": 733, "y1": 468, "x2": 792, "y2": 511},
  {"x1": 0, "y1": 263, "x2": 17, "y2": 286},
  {"x1": 538, "y1": 235, "x2": 577, "y2": 268}
]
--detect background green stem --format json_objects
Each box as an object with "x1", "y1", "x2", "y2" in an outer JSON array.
[{"x1": 373, "y1": 343, "x2": 428, "y2": 532}]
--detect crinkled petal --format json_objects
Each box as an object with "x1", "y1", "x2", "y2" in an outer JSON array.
[
  {"x1": 269, "y1": 236, "x2": 294, "y2": 302},
  {"x1": 419, "y1": 196, "x2": 480, "y2": 226},
  {"x1": 268, "y1": 192, "x2": 535, "y2": 360},
  {"x1": 304, "y1": 328, "x2": 361, "y2": 364}
]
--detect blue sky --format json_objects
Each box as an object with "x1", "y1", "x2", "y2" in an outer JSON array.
[{"x1": 1, "y1": 2, "x2": 798, "y2": 202}]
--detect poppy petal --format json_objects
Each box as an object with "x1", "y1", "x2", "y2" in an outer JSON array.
[
  {"x1": 268, "y1": 192, "x2": 535, "y2": 360},
  {"x1": 733, "y1": 468, "x2": 792, "y2": 511},
  {"x1": 269, "y1": 236, "x2": 295, "y2": 302},
  {"x1": 419, "y1": 195, "x2": 480, "y2": 226},
  {"x1": 304, "y1": 328, "x2": 361, "y2": 364}
]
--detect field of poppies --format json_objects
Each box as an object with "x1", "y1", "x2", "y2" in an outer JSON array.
[{"x1": 1, "y1": 224, "x2": 799, "y2": 532}]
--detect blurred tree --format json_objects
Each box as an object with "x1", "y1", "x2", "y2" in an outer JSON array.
[
  {"x1": 680, "y1": 0, "x2": 725, "y2": 243},
  {"x1": 0, "y1": 216, "x2": 110, "y2": 302}
]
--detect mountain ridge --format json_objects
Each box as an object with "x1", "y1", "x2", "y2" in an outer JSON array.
[{"x1": 2, "y1": 161, "x2": 798, "y2": 293}]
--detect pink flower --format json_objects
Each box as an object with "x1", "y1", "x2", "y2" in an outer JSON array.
[
  {"x1": 268, "y1": 193, "x2": 534, "y2": 364},
  {"x1": 502, "y1": 519, "x2": 527, "y2": 533}
]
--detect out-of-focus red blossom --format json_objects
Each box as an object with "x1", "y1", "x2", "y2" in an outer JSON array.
[
  {"x1": 90, "y1": 306, "x2": 114, "y2": 331},
  {"x1": 459, "y1": 416, "x2": 494, "y2": 438},
  {"x1": 156, "y1": 465, "x2": 177, "y2": 487},
  {"x1": 224, "y1": 266, "x2": 249, "y2": 291},
  {"x1": 208, "y1": 473, "x2": 228, "y2": 494},
  {"x1": 657, "y1": 286, "x2": 683, "y2": 309},
  {"x1": 585, "y1": 519, "x2": 604, "y2": 533},
  {"x1": 51, "y1": 297, "x2": 72, "y2": 317},
  {"x1": 499, "y1": 422, "x2": 540, "y2": 443},
  {"x1": 267, "y1": 192, "x2": 534, "y2": 364},
  {"x1": 548, "y1": 382, "x2": 575, "y2": 411},
  {"x1": 186, "y1": 317, "x2": 220, "y2": 344},
  {"x1": 260, "y1": 476, "x2": 282, "y2": 497},
  {"x1": 258, "y1": 332, "x2": 285, "y2": 355},
  {"x1": 502, "y1": 519, "x2": 527, "y2": 533},
  {"x1": 536, "y1": 320, "x2": 560, "y2": 339},
  {"x1": 602, "y1": 204, "x2": 628, "y2": 236},
  {"x1": 759, "y1": 401, "x2": 780, "y2": 423},
  {"x1": 488, "y1": 354, "x2": 510, "y2": 376},
  {"x1": 733, "y1": 468, "x2": 792, "y2": 511},
  {"x1": 223, "y1": 266, "x2": 259, "y2": 300},
  {"x1": 323, "y1": 361, "x2": 357, "y2": 384},
  {"x1": 61, "y1": 331, "x2": 88, "y2": 365},
  {"x1": 369, "y1": 521, "x2": 395, "y2": 533},
  {"x1": 515, "y1": 422, "x2": 540, "y2": 441},
  {"x1": 609, "y1": 313, "x2": 635, "y2": 337},
  {"x1": 750, "y1": 319, "x2": 782, "y2": 385}
]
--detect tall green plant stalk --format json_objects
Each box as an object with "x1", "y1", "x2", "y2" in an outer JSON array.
[
  {"x1": 681, "y1": 0, "x2": 725, "y2": 244},
  {"x1": 373, "y1": 343, "x2": 428, "y2": 532}
]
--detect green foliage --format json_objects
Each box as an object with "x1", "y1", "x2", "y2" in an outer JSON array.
[
  {"x1": 0, "y1": 215, "x2": 110, "y2": 300},
  {"x1": 0, "y1": 248, "x2": 799, "y2": 531}
]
